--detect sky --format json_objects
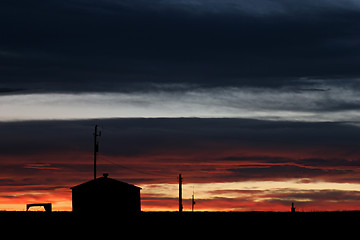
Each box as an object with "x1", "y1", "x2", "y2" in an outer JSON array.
[{"x1": 1, "y1": 0, "x2": 360, "y2": 211}]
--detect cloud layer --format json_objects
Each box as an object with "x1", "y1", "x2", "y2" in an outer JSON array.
[
  {"x1": 2, "y1": 81, "x2": 360, "y2": 121},
  {"x1": 1, "y1": 0, "x2": 360, "y2": 92}
]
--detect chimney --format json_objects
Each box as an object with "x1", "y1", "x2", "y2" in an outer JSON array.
[{"x1": 103, "y1": 173, "x2": 109, "y2": 178}]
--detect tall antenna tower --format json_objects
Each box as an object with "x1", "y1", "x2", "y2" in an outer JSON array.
[{"x1": 93, "y1": 125, "x2": 101, "y2": 180}]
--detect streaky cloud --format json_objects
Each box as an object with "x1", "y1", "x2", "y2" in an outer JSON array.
[{"x1": 1, "y1": 82, "x2": 360, "y2": 121}]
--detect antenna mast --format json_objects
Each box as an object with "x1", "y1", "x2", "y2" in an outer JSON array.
[{"x1": 93, "y1": 125, "x2": 101, "y2": 180}]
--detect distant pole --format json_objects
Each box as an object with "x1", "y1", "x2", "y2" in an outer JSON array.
[
  {"x1": 93, "y1": 125, "x2": 101, "y2": 180},
  {"x1": 179, "y1": 174, "x2": 183, "y2": 213},
  {"x1": 192, "y1": 188, "x2": 195, "y2": 212},
  {"x1": 291, "y1": 202, "x2": 296, "y2": 213}
]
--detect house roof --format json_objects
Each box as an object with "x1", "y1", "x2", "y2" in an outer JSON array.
[{"x1": 70, "y1": 173, "x2": 141, "y2": 190}]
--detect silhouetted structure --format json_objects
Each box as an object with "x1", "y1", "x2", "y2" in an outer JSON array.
[
  {"x1": 26, "y1": 203, "x2": 52, "y2": 212},
  {"x1": 179, "y1": 174, "x2": 183, "y2": 213},
  {"x1": 71, "y1": 173, "x2": 141, "y2": 215},
  {"x1": 291, "y1": 202, "x2": 296, "y2": 213},
  {"x1": 93, "y1": 125, "x2": 101, "y2": 180},
  {"x1": 192, "y1": 189, "x2": 196, "y2": 212}
]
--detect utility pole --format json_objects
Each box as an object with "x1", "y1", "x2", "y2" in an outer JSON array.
[
  {"x1": 179, "y1": 174, "x2": 183, "y2": 213},
  {"x1": 93, "y1": 125, "x2": 101, "y2": 180},
  {"x1": 192, "y1": 187, "x2": 195, "y2": 212},
  {"x1": 291, "y1": 202, "x2": 296, "y2": 213}
]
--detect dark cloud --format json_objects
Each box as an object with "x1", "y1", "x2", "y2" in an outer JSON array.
[
  {"x1": 1, "y1": 118, "x2": 360, "y2": 156},
  {"x1": 1, "y1": 0, "x2": 360, "y2": 92},
  {"x1": 228, "y1": 165, "x2": 352, "y2": 181},
  {"x1": 1, "y1": 118, "x2": 360, "y2": 184}
]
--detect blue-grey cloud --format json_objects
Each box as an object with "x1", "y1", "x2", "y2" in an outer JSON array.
[
  {"x1": 1, "y1": 0, "x2": 360, "y2": 92},
  {"x1": 1, "y1": 118, "x2": 360, "y2": 156}
]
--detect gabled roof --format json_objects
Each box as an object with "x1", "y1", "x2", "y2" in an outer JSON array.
[{"x1": 71, "y1": 174, "x2": 141, "y2": 190}]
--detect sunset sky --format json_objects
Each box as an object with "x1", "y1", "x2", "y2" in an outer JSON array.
[{"x1": 1, "y1": 0, "x2": 360, "y2": 211}]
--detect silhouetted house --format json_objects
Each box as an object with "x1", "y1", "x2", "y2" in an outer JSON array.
[{"x1": 71, "y1": 173, "x2": 141, "y2": 215}]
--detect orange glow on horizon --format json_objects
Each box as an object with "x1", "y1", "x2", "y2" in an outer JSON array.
[
  {"x1": 2, "y1": 180, "x2": 360, "y2": 212},
  {"x1": 1, "y1": 144, "x2": 360, "y2": 212}
]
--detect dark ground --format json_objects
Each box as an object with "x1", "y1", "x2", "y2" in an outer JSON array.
[{"x1": 1, "y1": 211, "x2": 358, "y2": 237}]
